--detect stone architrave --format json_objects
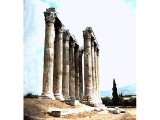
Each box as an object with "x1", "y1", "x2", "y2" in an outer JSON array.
[
  {"x1": 62, "y1": 29, "x2": 70, "y2": 99},
  {"x1": 69, "y1": 38, "x2": 76, "y2": 100},
  {"x1": 53, "y1": 25, "x2": 65, "y2": 101},
  {"x1": 79, "y1": 49, "x2": 83, "y2": 100},
  {"x1": 75, "y1": 43, "x2": 80, "y2": 100},
  {"x1": 41, "y1": 8, "x2": 56, "y2": 99},
  {"x1": 82, "y1": 27, "x2": 94, "y2": 104}
]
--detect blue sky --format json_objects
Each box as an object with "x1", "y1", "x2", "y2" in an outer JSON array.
[{"x1": 24, "y1": 0, "x2": 136, "y2": 95}]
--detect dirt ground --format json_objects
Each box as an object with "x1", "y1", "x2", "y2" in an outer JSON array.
[
  {"x1": 48, "y1": 108, "x2": 136, "y2": 120},
  {"x1": 24, "y1": 98, "x2": 136, "y2": 120}
]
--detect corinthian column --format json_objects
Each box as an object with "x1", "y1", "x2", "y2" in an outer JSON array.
[
  {"x1": 91, "y1": 38, "x2": 96, "y2": 101},
  {"x1": 69, "y1": 38, "x2": 75, "y2": 100},
  {"x1": 96, "y1": 47, "x2": 102, "y2": 104},
  {"x1": 97, "y1": 48, "x2": 100, "y2": 98},
  {"x1": 75, "y1": 43, "x2": 80, "y2": 100},
  {"x1": 62, "y1": 30, "x2": 70, "y2": 99},
  {"x1": 82, "y1": 27, "x2": 94, "y2": 104},
  {"x1": 94, "y1": 44, "x2": 98, "y2": 99},
  {"x1": 41, "y1": 8, "x2": 56, "y2": 99},
  {"x1": 79, "y1": 49, "x2": 83, "y2": 100},
  {"x1": 53, "y1": 25, "x2": 64, "y2": 101}
]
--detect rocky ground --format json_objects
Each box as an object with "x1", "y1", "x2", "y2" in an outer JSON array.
[{"x1": 24, "y1": 98, "x2": 136, "y2": 120}]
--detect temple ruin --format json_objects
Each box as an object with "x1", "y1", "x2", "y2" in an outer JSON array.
[{"x1": 41, "y1": 8, "x2": 102, "y2": 106}]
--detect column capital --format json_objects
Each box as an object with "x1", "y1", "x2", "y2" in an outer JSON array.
[
  {"x1": 59, "y1": 25, "x2": 65, "y2": 33},
  {"x1": 70, "y1": 39, "x2": 75, "y2": 47},
  {"x1": 83, "y1": 27, "x2": 93, "y2": 39},
  {"x1": 94, "y1": 42, "x2": 97, "y2": 49},
  {"x1": 74, "y1": 43, "x2": 79, "y2": 50},
  {"x1": 44, "y1": 8, "x2": 57, "y2": 23},
  {"x1": 63, "y1": 29, "x2": 70, "y2": 41}
]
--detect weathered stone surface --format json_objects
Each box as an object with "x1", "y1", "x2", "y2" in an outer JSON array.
[
  {"x1": 91, "y1": 38, "x2": 95, "y2": 99},
  {"x1": 97, "y1": 48, "x2": 100, "y2": 98},
  {"x1": 75, "y1": 43, "x2": 80, "y2": 100},
  {"x1": 82, "y1": 27, "x2": 94, "y2": 104},
  {"x1": 70, "y1": 99, "x2": 80, "y2": 106},
  {"x1": 62, "y1": 29, "x2": 70, "y2": 99},
  {"x1": 53, "y1": 26, "x2": 65, "y2": 101},
  {"x1": 41, "y1": 8, "x2": 56, "y2": 99},
  {"x1": 79, "y1": 49, "x2": 83, "y2": 101},
  {"x1": 108, "y1": 107, "x2": 125, "y2": 114},
  {"x1": 69, "y1": 37, "x2": 76, "y2": 99},
  {"x1": 42, "y1": 8, "x2": 103, "y2": 105}
]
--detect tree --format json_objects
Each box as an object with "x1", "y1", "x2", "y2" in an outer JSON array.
[
  {"x1": 112, "y1": 79, "x2": 119, "y2": 105},
  {"x1": 101, "y1": 97, "x2": 112, "y2": 106}
]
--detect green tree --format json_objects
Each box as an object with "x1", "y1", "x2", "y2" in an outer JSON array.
[{"x1": 112, "y1": 79, "x2": 119, "y2": 105}]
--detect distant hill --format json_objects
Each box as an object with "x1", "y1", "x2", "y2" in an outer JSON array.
[{"x1": 101, "y1": 84, "x2": 136, "y2": 97}]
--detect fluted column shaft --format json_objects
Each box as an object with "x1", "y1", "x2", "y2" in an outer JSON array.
[
  {"x1": 69, "y1": 39, "x2": 75, "y2": 99},
  {"x1": 83, "y1": 27, "x2": 93, "y2": 103},
  {"x1": 41, "y1": 9, "x2": 55, "y2": 99},
  {"x1": 79, "y1": 49, "x2": 83, "y2": 100},
  {"x1": 97, "y1": 49, "x2": 100, "y2": 98},
  {"x1": 62, "y1": 30, "x2": 70, "y2": 99},
  {"x1": 75, "y1": 44, "x2": 80, "y2": 100},
  {"x1": 53, "y1": 26, "x2": 64, "y2": 101},
  {"x1": 91, "y1": 39, "x2": 96, "y2": 100},
  {"x1": 94, "y1": 46, "x2": 98, "y2": 98}
]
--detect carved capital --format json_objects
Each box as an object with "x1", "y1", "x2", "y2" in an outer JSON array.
[
  {"x1": 63, "y1": 29, "x2": 70, "y2": 41},
  {"x1": 94, "y1": 42, "x2": 97, "y2": 49},
  {"x1": 83, "y1": 31, "x2": 91, "y2": 39},
  {"x1": 70, "y1": 40, "x2": 75, "y2": 48},
  {"x1": 74, "y1": 44, "x2": 79, "y2": 51},
  {"x1": 86, "y1": 27, "x2": 93, "y2": 34},
  {"x1": 59, "y1": 25, "x2": 64, "y2": 33},
  {"x1": 44, "y1": 8, "x2": 56, "y2": 23},
  {"x1": 83, "y1": 27, "x2": 93, "y2": 39}
]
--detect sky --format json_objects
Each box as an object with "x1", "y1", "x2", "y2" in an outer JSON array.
[{"x1": 24, "y1": 0, "x2": 136, "y2": 95}]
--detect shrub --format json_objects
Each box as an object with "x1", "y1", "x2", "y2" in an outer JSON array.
[
  {"x1": 101, "y1": 97, "x2": 112, "y2": 106},
  {"x1": 24, "y1": 93, "x2": 38, "y2": 98}
]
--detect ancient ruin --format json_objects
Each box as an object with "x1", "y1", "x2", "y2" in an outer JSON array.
[{"x1": 41, "y1": 8, "x2": 102, "y2": 106}]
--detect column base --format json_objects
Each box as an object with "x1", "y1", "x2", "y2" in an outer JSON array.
[
  {"x1": 63, "y1": 96, "x2": 71, "y2": 101},
  {"x1": 39, "y1": 92, "x2": 55, "y2": 100},
  {"x1": 81, "y1": 96, "x2": 103, "y2": 107},
  {"x1": 81, "y1": 96, "x2": 95, "y2": 106},
  {"x1": 54, "y1": 93, "x2": 65, "y2": 101}
]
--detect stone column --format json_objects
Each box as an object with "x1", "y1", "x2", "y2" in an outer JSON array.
[
  {"x1": 75, "y1": 43, "x2": 80, "y2": 100},
  {"x1": 96, "y1": 47, "x2": 102, "y2": 103},
  {"x1": 94, "y1": 44, "x2": 98, "y2": 100},
  {"x1": 53, "y1": 25, "x2": 64, "y2": 101},
  {"x1": 97, "y1": 48, "x2": 100, "y2": 98},
  {"x1": 69, "y1": 38, "x2": 75, "y2": 99},
  {"x1": 79, "y1": 49, "x2": 83, "y2": 100},
  {"x1": 41, "y1": 8, "x2": 56, "y2": 99},
  {"x1": 82, "y1": 27, "x2": 94, "y2": 104},
  {"x1": 62, "y1": 29, "x2": 70, "y2": 100},
  {"x1": 91, "y1": 38, "x2": 96, "y2": 101}
]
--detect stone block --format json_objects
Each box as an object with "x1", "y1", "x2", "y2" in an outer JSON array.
[
  {"x1": 50, "y1": 111, "x2": 61, "y2": 117},
  {"x1": 70, "y1": 99, "x2": 80, "y2": 106}
]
